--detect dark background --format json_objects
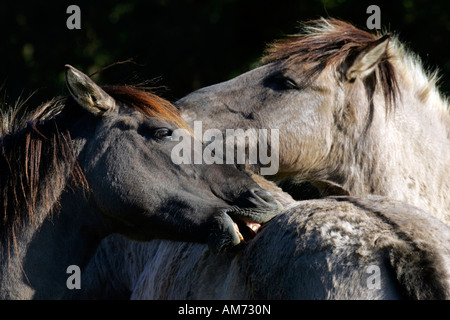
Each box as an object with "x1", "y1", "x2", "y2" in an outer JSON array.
[{"x1": 1, "y1": 0, "x2": 449, "y2": 107}]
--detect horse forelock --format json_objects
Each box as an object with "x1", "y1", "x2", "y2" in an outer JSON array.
[
  {"x1": 103, "y1": 85, "x2": 193, "y2": 134},
  {"x1": 262, "y1": 18, "x2": 400, "y2": 112}
]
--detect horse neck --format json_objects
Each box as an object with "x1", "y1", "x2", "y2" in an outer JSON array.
[
  {"x1": 0, "y1": 125, "x2": 108, "y2": 299},
  {"x1": 0, "y1": 188, "x2": 107, "y2": 299},
  {"x1": 341, "y1": 74, "x2": 450, "y2": 224}
]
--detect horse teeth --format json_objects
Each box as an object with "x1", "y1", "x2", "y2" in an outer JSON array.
[
  {"x1": 246, "y1": 222, "x2": 261, "y2": 233},
  {"x1": 233, "y1": 222, "x2": 244, "y2": 241}
]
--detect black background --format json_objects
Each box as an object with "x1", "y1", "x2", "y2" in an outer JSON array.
[{"x1": 1, "y1": 0, "x2": 449, "y2": 107}]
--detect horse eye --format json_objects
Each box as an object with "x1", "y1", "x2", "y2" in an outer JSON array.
[
  {"x1": 264, "y1": 72, "x2": 299, "y2": 91},
  {"x1": 282, "y1": 77, "x2": 299, "y2": 90},
  {"x1": 153, "y1": 128, "x2": 172, "y2": 139}
]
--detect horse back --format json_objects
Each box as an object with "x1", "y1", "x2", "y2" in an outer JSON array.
[{"x1": 243, "y1": 196, "x2": 450, "y2": 299}]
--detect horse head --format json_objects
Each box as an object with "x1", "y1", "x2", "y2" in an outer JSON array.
[{"x1": 65, "y1": 65, "x2": 282, "y2": 251}]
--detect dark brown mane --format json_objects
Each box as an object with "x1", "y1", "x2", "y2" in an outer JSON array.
[
  {"x1": 262, "y1": 18, "x2": 399, "y2": 110},
  {"x1": 0, "y1": 85, "x2": 190, "y2": 249},
  {"x1": 0, "y1": 113, "x2": 84, "y2": 251}
]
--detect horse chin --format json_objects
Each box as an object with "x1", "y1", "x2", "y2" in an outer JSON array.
[{"x1": 207, "y1": 212, "x2": 242, "y2": 252}]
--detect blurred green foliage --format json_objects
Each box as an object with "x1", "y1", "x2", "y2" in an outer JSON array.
[{"x1": 1, "y1": 0, "x2": 449, "y2": 106}]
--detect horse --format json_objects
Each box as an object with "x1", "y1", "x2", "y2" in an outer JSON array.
[
  {"x1": 68, "y1": 175, "x2": 450, "y2": 300},
  {"x1": 0, "y1": 66, "x2": 281, "y2": 299},
  {"x1": 176, "y1": 18, "x2": 450, "y2": 224}
]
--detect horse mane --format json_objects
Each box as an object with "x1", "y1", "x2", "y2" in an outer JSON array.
[
  {"x1": 0, "y1": 85, "x2": 190, "y2": 249},
  {"x1": 262, "y1": 18, "x2": 399, "y2": 111}
]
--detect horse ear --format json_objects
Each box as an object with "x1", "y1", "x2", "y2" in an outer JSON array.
[
  {"x1": 345, "y1": 34, "x2": 390, "y2": 81},
  {"x1": 65, "y1": 65, "x2": 116, "y2": 115}
]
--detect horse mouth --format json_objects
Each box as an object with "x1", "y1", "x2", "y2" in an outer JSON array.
[
  {"x1": 208, "y1": 210, "x2": 270, "y2": 252},
  {"x1": 232, "y1": 219, "x2": 261, "y2": 242},
  {"x1": 208, "y1": 190, "x2": 281, "y2": 252},
  {"x1": 226, "y1": 188, "x2": 282, "y2": 244}
]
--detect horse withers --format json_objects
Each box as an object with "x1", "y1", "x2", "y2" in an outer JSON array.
[{"x1": 0, "y1": 66, "x2": 281, "y2": 299}]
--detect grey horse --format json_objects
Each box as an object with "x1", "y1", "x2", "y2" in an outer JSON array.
[{"x1": 176, "y1": 18, "x2": 450, "y2": 224}]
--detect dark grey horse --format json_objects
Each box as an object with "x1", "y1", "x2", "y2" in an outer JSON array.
[{"x1": 0, "y1": 66, "x2": 280, "y2": 299}]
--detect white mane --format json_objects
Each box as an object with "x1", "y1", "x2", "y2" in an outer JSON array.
[{"x1": 389, "y1": 35, "x2": 450, "y2": 119}]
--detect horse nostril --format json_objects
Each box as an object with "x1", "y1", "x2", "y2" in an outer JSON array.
[{"x1": 243, "y1": 188, "x2": 277, "y2": 207}]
